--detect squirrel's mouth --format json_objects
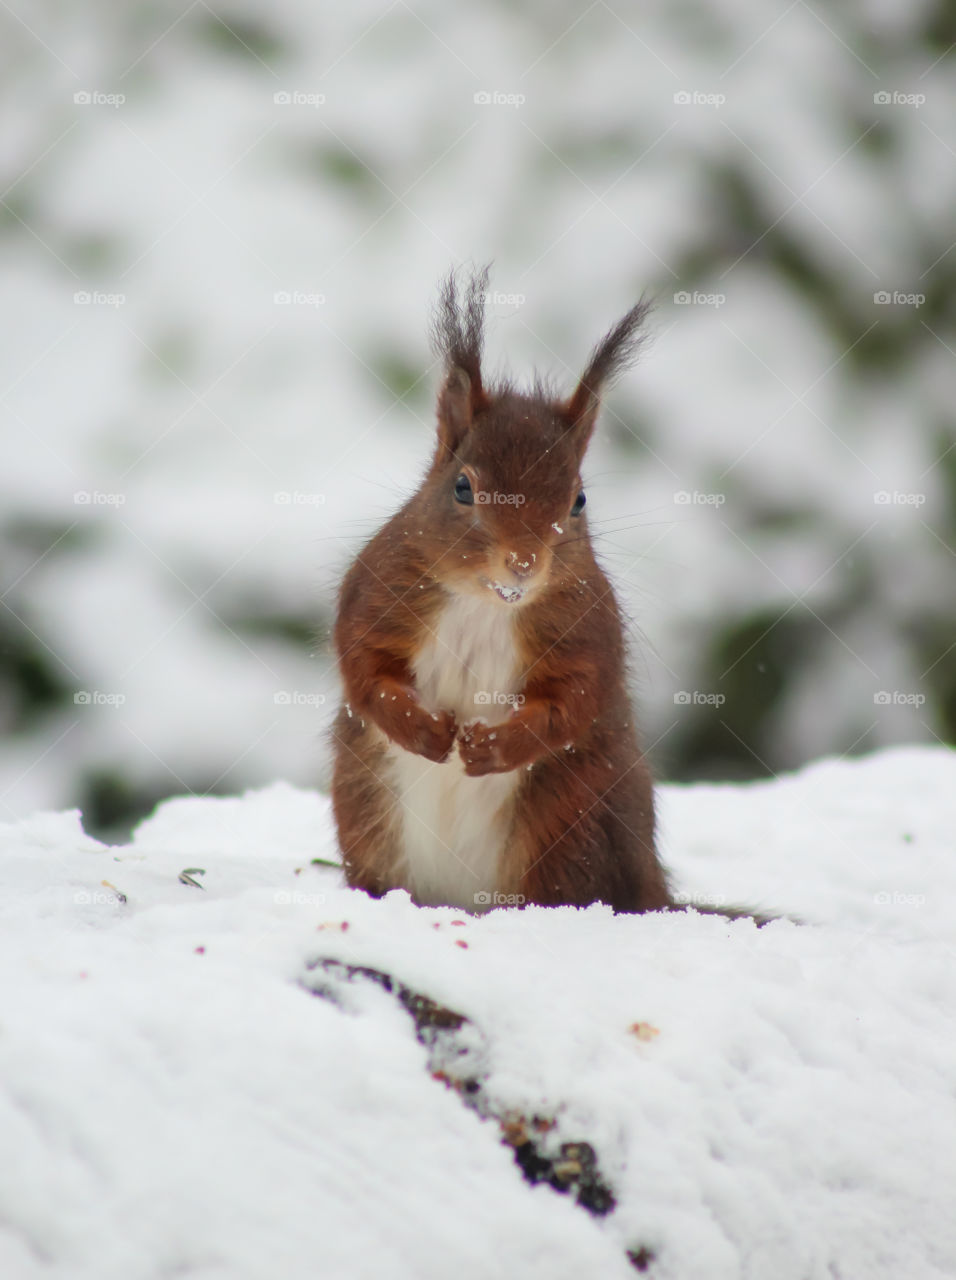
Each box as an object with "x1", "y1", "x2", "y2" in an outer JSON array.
[{"x1": 481, "y1": 577, "x2": 526, "y2": 605}]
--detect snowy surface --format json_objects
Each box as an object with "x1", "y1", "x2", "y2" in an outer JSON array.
[{"x1": 2, "y1": 745, "x2": 954, "y2": 1279}]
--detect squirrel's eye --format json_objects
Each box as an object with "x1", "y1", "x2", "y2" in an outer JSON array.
[
  {"x1": 454, "y1": 473, "x2": 474, "y2": 505},
  {"x1": 570, "y1": 490, "x2": 586, "y2": 517}
]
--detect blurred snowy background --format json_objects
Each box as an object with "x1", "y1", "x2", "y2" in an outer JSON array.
[{"x1": 1, "y1": 0, "x2": 953, "y2": 838}]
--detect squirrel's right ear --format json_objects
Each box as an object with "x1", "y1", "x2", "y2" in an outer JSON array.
[
  {"x1": 430, "y1": 265, "x2": 490, "y2": 460},
  {"x1": 563, "y1": 298, "x2": 652, "y2": 446}
]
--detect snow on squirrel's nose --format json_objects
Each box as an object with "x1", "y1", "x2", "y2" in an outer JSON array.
[{"x1": 506, "y1": 550, "x2": 537, "y2": 579}]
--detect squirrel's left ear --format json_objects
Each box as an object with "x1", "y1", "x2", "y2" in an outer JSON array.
[
  {"x1": 563, "y1": 298, "x2": 653, "y2": 446},
  {"x1": 436, "y1": 365, "x2": 483, "y2": 458},
  {"x1": 430, "y1": 265, "x2": 491, "y2": 462}
]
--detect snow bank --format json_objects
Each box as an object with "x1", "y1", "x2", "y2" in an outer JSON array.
[{"x1": 1, "y1": 746, "x2": 954, "y2": 1279}]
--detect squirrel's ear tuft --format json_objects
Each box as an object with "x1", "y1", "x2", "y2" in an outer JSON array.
[
  {"x1": 430, "y1": 264, "x2": 489, "y2": 388},
  {"x1": 563, "y1": 297, "x2": 653, "y2": 443},
  {"x1": 430, "y1": 265, "x2": 491, "y2": 459}
]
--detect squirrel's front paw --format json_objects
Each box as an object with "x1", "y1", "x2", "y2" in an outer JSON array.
[
  {"x1": 422, "y1": 708, "x2": 458, "y2": 762},
  {"x1": 369, "y1": 681, "x2": 457, "y2": 762},
  {"x1": 458, "y1": 718, "x2": 537, "y2": 776},
  {"x1": 398, "y1": 706, "x2": 458, "y2": 762}
]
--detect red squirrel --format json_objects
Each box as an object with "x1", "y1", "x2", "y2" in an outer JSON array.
[{"x1": 331, "y1": 267, "x2": 754, "y2": 918}]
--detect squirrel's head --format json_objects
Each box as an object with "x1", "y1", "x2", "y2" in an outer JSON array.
[{"x1": 424, "y1": 265, "x2": 651, "y2": 607}]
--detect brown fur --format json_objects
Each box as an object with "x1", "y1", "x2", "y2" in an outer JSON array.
[{"x1": 330, "y1": 268, "x2": 757, "y2": 918}]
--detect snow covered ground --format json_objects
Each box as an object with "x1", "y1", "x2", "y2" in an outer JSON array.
[{"x1": 2, "y1": 744, "x2": 954, "y2": 1279}]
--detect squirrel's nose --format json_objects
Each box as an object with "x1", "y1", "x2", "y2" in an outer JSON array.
[{"x1": 506, "y1": 551, "x2": 537, "y2": 579}]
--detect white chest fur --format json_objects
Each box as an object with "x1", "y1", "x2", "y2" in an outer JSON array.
[{"x1": 386, "y1": 592, "x2": 523, "y2": 911}]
